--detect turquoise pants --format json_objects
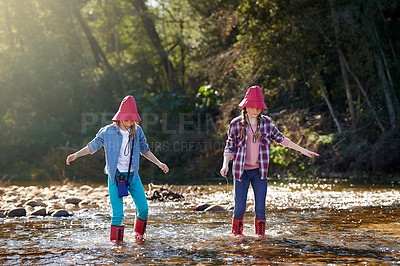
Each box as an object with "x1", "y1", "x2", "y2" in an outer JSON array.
[{"x1": 108, "y1": 172, "x2": 148, "y2": 226}]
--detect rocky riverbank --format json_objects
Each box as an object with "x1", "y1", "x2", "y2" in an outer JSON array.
[{"x1": 0, "y1": 183, "x2": 232, "y2": 219}]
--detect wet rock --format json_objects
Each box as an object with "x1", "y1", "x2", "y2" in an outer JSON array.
[
  {"x1": 25, "y1": 199, "x2": 47, "y2": 207},
  {"x1": 147, "y1": 183, "x2": 184, "y2": 201},
  {"x1": 79, "y1": 201, "x2": 98, "y2": 208},
  {"x1": 4, "y1": 196, "x2": 18, "y2": 203},
  {"x1": 80, "y1": 185, "x2": 93, "y2": 192},
  {"x1": 193, "y1": 204, "x2": 211, "y2": 211},
  {"x1": 65, "y1": 204, "x2": 76, "y2": 210},
  {"x1": 7, "y1": 208, "x2": 27, "y2": 217},
  {"x1": 51, "y1": 209, "x2": 71, "y2": 217},
  {"x1": 204, "y1": 205, "x2": 227, "y2": 212},
  {"x1": 0, "y1": 212, "x2": 5, "y2": 218},
  {"x1": 92, "y1": 213, "x2": 110, "y2": 219},
  {"x1": 30, "y1": 208, "x2": 47, "y2": 216},
  {"x1": 65, "y1": 198, "x2": 82, "y2": 205}
]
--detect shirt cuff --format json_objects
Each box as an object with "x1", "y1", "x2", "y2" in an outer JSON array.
[
  {"x1": 224, "y1": 152, "x2": 234, "y2": 160},
  {"x1": 279, "y1": 137, "x2": 291, "y2": 147}
]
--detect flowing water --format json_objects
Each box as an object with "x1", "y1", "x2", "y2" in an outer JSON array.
[{"x1": 1, "y1": 179, "x2": 400, "y2": 265}]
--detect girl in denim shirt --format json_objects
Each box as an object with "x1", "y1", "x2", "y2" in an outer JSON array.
[
  {"x1": 66, "y1": 95, "x2": 168, "y2": 243},
  {"x1": 220, "y1": 86, "x2": 318, "y2": 239}
]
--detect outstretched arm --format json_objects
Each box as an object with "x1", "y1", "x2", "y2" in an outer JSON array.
[
  {"x1": 143, "y1": 150, "x2": 169, "y2": 174},
  {"x1": 66, "y1": 146, "x2": 92, "y2": 165},
  {"x1": 281, "y1": 139, "x2": 319, "y2": 157}
]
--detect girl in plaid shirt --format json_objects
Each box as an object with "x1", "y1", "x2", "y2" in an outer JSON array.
[{"x1": 220, "y1": 86, "x2": 319, "y2": 239}]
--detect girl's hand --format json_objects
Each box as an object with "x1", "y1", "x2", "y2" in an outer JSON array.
[
  {"x1": 66, "y1": 153, "x2": 77, "y2": 165},
  {"x1": 301, "y1": 149, "x2": 319, "y2": 158},
  {"x1": 220, "y1": 166, "x2": 229, "y2": 177},
  {"x1": 158, "y1": 162, "x2": 169, "y2": 174}
]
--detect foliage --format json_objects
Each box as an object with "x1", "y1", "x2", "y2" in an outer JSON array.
[{"x1": 0, "y1": 0, "x2": 399, "y2": 184}]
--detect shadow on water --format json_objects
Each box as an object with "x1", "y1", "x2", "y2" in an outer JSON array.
[{"x1": 1, "y1": 180, "x2": 400, "y2": 264}]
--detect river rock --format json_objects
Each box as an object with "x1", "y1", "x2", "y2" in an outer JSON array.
[
  {"x1": 204, "y1": 205, "x2": 227, "y2": 212},
  {"x1": 25, "y1": 199, "x2": 47, "y2": 207},
  {"x1": 65, "y1": 204, "x2": 77, "y2": 211},
  {"x1": 4, "y1": 196, "x2": 19, "y2": 203},
  {"x1": 193, "y1": 204, "x2": 211, "y2": 211},
  {"x1": 7, "y1": 208, "x2": 27, "y2": 217},
  {"x1": 92, "y1": 213, "x2": 110, "y2": 219},
  {"x1": 30, "y1": 208, "x2": 47, "y2": 216},
  {"x1": 65, "y1": 198, "x2": 82, "y2": 205},
  {"x1": 80, "y1": 185, "x2": 93, "y2": 192},
  {"x1": 0, "y1": 212, "x2": 5, "y2": 218},
  {"x1": 51, "y1": 209, "x2": 71, "y2": 217}
]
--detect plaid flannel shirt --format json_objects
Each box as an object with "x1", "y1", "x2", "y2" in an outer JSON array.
[{"x1": 224, "y1": 115, "x2": 285, "y2": 181}]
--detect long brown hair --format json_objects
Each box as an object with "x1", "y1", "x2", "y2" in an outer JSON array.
[
  {"x1": 115, "y1": 121, "x2": 137, "y2": 140},
  {"x1": 240, "y1": 108, "x2": 261, "y2": 141}
]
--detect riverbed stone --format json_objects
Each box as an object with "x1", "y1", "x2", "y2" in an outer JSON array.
[
  {"x1": 7, "y1": 208, "x2": 27, "y2": 217},
  {"x1": 204, "y1": 205, "x2": 227, "y2": 212},
  {"x1": 193, "y1": 204, "x2": 211, "y2": 211},
  {"x1": 51, "y1": 209, "x2": 71, "y2": 217},
  {"x1": 25, "y1": 199, "x2": 47, "y2": 207},
  {"x1": 4, "y1": 196, "x2": 19, "y2": 203},
  {"x1": 80, "y1": 185, "x2": 93, "y2": 192},
  {"x1": 0, "y1": 212, "x2": 5, "y2": 218},
  {"x1": 30, "y1": 208, "x2": 47, "y2": 216},
  {"x1": 65, "y1": 198, "x2": 82, "y2": 205},
  {"x1": 65, "y1": 204, "x2": 77, "y2": 210}
]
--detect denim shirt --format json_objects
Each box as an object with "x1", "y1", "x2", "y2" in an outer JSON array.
[{"x1": 87, "y1": 124, "x2": 150, "y2": 183}]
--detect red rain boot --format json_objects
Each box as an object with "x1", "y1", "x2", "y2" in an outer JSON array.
[
  {"x1": 134, "y1": 217, "x2": 147, "y2": 242},
  {"x1": 232, "y1": 218, "x2": 244, "y2": 236},
  {"x1": 255, "y1": 218, "x2": 266, "y2": 238},
  {"x1": 110, "y1": 225, "x2": 124, "y2": 243}
]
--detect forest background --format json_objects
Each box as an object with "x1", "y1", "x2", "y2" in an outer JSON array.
[{"x1": 0, "y1": 0, "x2": 399, "y2": 185}]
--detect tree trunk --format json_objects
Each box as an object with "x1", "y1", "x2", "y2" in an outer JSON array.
[
  {"x1": 340, "y1": 53, "x2": 385, "y2": 133},
  {"x1": 320, "y1": 85, "x2": 343, "y2": 134},
  {"x1": 376, "y1": 54, "x2": 396, "y2": 129},
  {"x1": 129, "y1": 0, "x2": 183, "y2": 92},
  {"x1": 329, "y1": 0, "x2": 356, "y2": 130},
  {"x1": 111, "y1": 0, "x2": 128, "y2": 95},
  {"x1": 66, "y1": 1, "x2": 97, "y2": 81},
  {"x1": 70, "y1": 0, "x2": 112, "y2": 71},
  {"x1": 373, "y1": 23, "x2": 400, "y2": 126}
]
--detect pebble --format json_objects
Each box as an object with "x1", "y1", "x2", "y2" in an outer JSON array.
[
  {"x1": 7, "y1": 208, "x2": 26, "y2": 217},
  {"x1": 193, "y1": 204, "x2": 211, "y2": 211},
  {"x1": 25, "y1": 199, "x2": 47, "y2": 207},
  {"x1": 65, "y1": 198, "x2": 82, "y2": 205},
  {"x1": 51, "y1": 210, "x2": 71, "y2": 217},
  {"x1": 30, "y1": 208, "x2": 47, "y2": 216},
  {"x1": 204, "y1": 205, "x2": 227, "y2": 212}
]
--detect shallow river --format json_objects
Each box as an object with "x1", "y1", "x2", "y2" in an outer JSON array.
[{"x1": 1, "y1": 179, "x2": 399, "y2": 265}]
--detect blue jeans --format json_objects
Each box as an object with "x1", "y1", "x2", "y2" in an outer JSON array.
[
  {"x1": 233, "y1": 168, "x2": 268, "y2": 220},
  {"x1": 108, "y1": 171, "x2": 148, "y2": 226}
]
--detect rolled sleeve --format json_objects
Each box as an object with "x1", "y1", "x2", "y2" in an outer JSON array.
[
  {"x1": 224, "y1": 124, "x2": 237, "y2": 155},
  {"x1": 137, "y1": 126, "x2": 150, "y2": 155},
  {"x1": 279, "y1": 137, "x2": 291, "y2": 147},
  {"x1": 87, "y1": 127, "x2": 105, "y2": 154},
  {"x1": 224, "y1": 152, "x2": 234, "y2": 160},
  {"x1": 270, "y1": 123, "x2": 285, "y2": 144}
]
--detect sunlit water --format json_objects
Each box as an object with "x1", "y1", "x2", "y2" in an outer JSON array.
[{"x1": 1, "y1": 180, "x2": 399, "y2": 265}]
